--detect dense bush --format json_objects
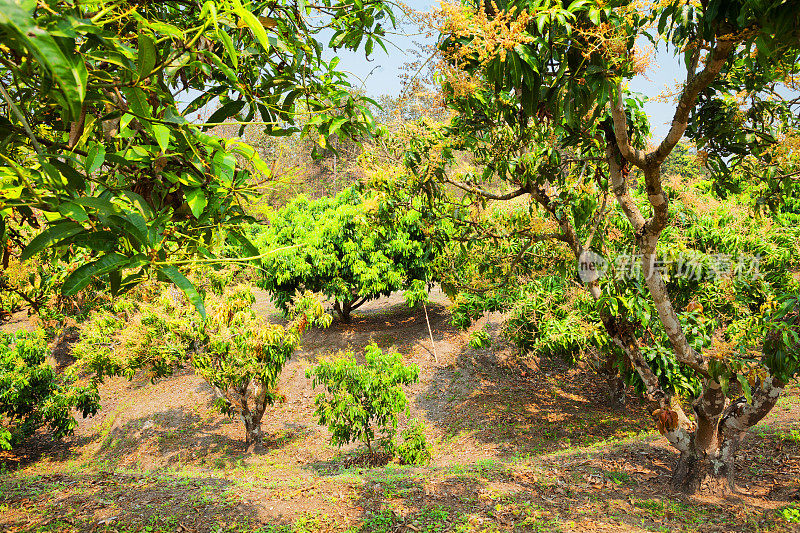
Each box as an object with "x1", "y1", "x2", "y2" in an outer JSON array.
[
  {"x1": 0, "y1": 330, "x2": 99, "y2": 450},
  {"x1": 307, "y1": 344, "x2": 419, "y2": 454},
  {"x1": 250, "y1": 185, "x2": 439, "y2": 321}
]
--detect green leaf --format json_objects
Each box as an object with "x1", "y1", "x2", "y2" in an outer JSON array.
[
  {"x1": 159, "y1": 265, "x2": 206, "y2": 317},
  {"x1": 207, "y1": 100, "x2": 245, "y2": 125},
  {"x1": 85, "y1": 142, "x2": 105, "y2": 174},
  {"x1": 109, "y1": 268, "x2": 121, "y2": 295},
  {"x1": 57, "y1": 201, "x2": 89, "y2": 223},
  {"x1": 137, "y1": 33, "x2": 156, "y2": 81},
  {"x1": 736, "y1": 374, "x2": 753, "y2": 404},
  {"x1": 234, "y1": 2, "x2": 270, "y2": 51},
  {"x1": 49, "y1": 159, "x2": 87, "y2": 191},
  {"x1": 0, "y1": 0, "x2": 87, "y2": 120},
  {"x1": 212, "y1": 150, "x2": 236, "y2": 181},
  {"x1": 217, "y1": 27, "x2": 238, "y2": 69},
  {"x1": 227, "y1": 228, "x2": 261, "y2": 263},
  {"x1": 107, "y1": 214, "x2": 148, "y2": 247},
  {"x1": 329, "y1": 116, "x2": 347, "y2": 136},
  {"x1": 122, "y1": 190, "x2": 155, "y2": 219},
  {"x1": 63, "y1": 230, "x2": 119, "y2": 253},
  {"x1": 21, "y1": 222, "x2": 85, "y2": 261},
  {"x1": 152, "y1": 123, "x2": 170, "y2": 152},
  {"x1": 122, "y1": 87, "x2": 151, "y2": 118},
  {"x1": 73, "y1": 197, "x2": 122, "y2": 216},
  {"x1": 62, "y1": 253, "x2": 130, "y2": 296},
  {"x1": 185, "y1": 187, "x2": 207, "y2": 218}
]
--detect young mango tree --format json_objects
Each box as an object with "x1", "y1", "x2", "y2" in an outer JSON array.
[
  {"x1": 405, "y1": 0, "x2": 800, "y2": 494},
  {"x1": 193, "y1": 286, "x2": 331, "y2": 445},
  {"x1": 74, "y1": 281, "x2": 331, "y2": 446},
  {"x1": 1, "y1": 330, "x2": 99, "y2": 449},
  {"x1": 306, "y1": 343, "x2": 420, "y2": 454},
  {"x1": 251, "y1": 185, "x2": 441, "y2": 322},
  {"x1": 0, "y1": 0, "x2": 395, "y2": 314}
]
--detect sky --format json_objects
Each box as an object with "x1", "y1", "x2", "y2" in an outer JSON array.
[{"x1": 327, "y1": 1, "x2": 683, "y2": 142}]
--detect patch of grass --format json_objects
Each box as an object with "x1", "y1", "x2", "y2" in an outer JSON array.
[
  {"x1": 414, "y1": 506, "x2": 455, "y2": 533},
  {"x1": 604, "y1": 469, "x2": 632, "y2": 485},
  {"x1": 777, "y1": 429, "x2": 800, "y2": 444},
  {"x1": 780, "y1": 506, "x2": 800, "y2": 523},
  {"x1": 360, "y1": 509, "x2": 396, "y2": 533},
  {"x1": 632, "y1": 498, "x2": 731, "y2": 527}
]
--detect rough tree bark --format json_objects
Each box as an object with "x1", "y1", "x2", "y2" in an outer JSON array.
[
  {"x1": 218, "y1": 381, "x2": 269, "y2": 448},
  {"x1": 671, "y1": 375, "x2": 785, "y2": 493}
]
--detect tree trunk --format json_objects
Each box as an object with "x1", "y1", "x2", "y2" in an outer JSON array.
[
  {"x1": 671, "y1": 441, "x2": 735, "y2": 495},
  {"x1": 672, "y1": 375, "x2": 785, "y2": 495},
  {"x1": 606, "y1": 372, "x2": 627, "y2": 408},
  {"x1": 334, "y1": 300, "x2": 352, "y2": 323},
  {"x1": 243, "y1": 412, "x2": 263, "y2": 448}
]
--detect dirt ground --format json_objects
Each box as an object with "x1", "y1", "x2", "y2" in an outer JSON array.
[{"x1": 1, "y1": 289, "x2": 799, "y2": 533}]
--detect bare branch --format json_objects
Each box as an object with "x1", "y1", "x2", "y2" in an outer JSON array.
[
  {"x1": 610, "y1": 81, "x2": 647, "y2": 168},
  {"x1": 445, "y1": 178, "x2": 527, "y2": 201},
  {"x1": 650, "y1": 37, "x2": 737, "y2": 166}
]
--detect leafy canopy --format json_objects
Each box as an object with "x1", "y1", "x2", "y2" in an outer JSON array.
[
  {"x1": 0, "y1": 329, "x2": 99, "y2": 449},
  {"x1": 251, "y1": 184, "x2": 441, "y2": 320},
  {"x1": 0, "y1": 0, "x2": 394, "y2": 314}
]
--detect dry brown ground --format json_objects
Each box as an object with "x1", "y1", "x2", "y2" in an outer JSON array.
[{"x1": 1, "y1": 290, "x2": 799, "y2": 533}]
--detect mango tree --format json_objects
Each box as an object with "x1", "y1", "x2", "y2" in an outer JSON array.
[
  {"x1": 407, "y1": 0, "x2": 800, "y2": 494},
  {"x1": 193, "y1": 286, "x2": 331, "y2": 445},
  {"x1": 251, "y1": 185, "x2": 441, "y2": 322}
]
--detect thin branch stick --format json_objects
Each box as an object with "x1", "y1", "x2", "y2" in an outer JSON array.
[
  {"x1": 423, "y1": 302, "x2": 438, "y2": 363},
  {"x1": 153, "y1": 244, "x2": 301, "y2": 266},
  {"x1": 445, "y1": 178, "x2": 527, "y2": 201}
]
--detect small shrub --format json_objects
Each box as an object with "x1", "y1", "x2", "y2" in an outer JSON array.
[
  {"x1": 0, "y1": 329, "x2": 99, "y2": 449},
  {"x1": 307, "y1": 344, "x2": 419, "y2": 454},
  {"x1": 392, "y1": 419, "x2": 432, "y2": 465}
]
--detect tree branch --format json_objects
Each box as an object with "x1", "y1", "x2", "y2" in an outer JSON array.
[
  {"x1": 609, "y1": 81, "x2": 647, "y2": 168},
  {"x1": 446, "y1": 178, "x2": 527, "y2": 201},
  {"x1": 650, "y1": 37, "x2": 737, "y2": 166}
]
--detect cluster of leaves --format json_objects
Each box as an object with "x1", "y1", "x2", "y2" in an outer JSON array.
[
  {"x1": 0, "y1": 330, "x2": 99, "y2": 449},
  {"x1": 0, "y1": 0, "x2": 395, "y2": 312},
  {"x1": 307, "y1": 343, "x2": 420, "y2": 454},
  {"x1": 389, "y1": 419, "x2": 432, "y2": 466},
  {"x1": 250, "y1": 184, "x2": 441, "y2": 321},
  {"x1": 72, "y1": 285, "x2": 197, "y2": 382}
]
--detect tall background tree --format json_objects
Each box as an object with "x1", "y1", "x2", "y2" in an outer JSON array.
[{"x1": 401, "y1": 0, "x2": 800, "y2": 494}]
